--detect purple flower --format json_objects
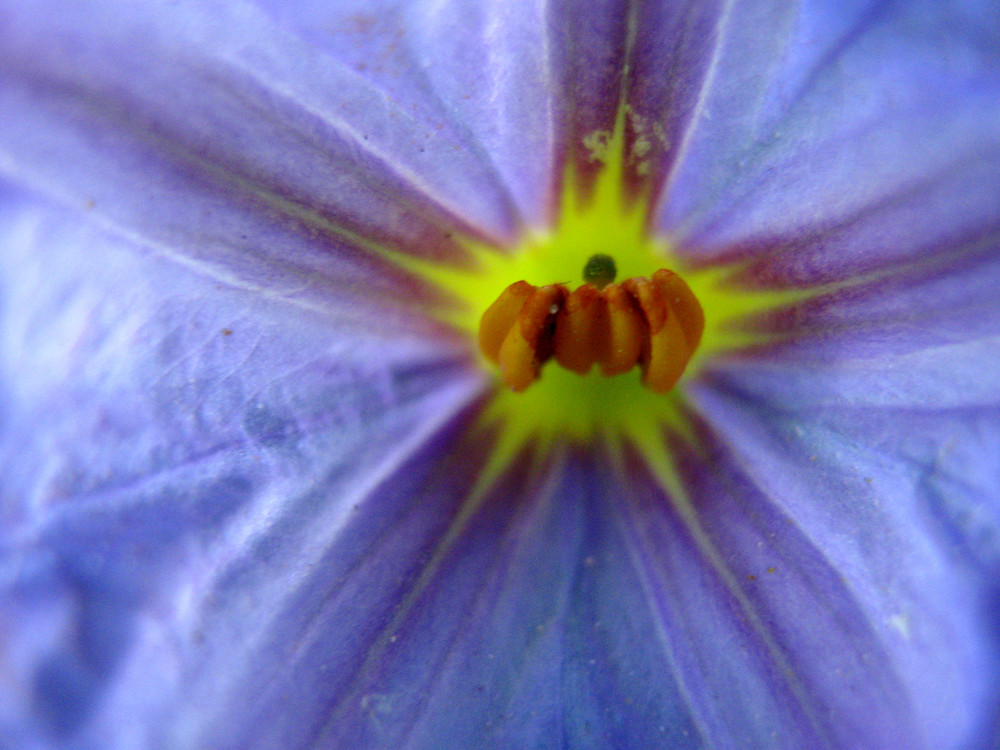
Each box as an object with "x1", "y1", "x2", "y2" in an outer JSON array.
[{"x1": 2, "y1": 1, "x2": 1000, "y2": 748}]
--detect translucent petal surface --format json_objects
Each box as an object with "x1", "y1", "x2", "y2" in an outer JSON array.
[
  {"x1": 1, "y1": 0, "x2": 999, "y2": 748},
  {"x1": 0, "y1": 0, "x2": 633, "y2": 255},
  {"x1": 635, "y1": 0, "x2": 1000, "y2": 285},
  {"x1": 251, "y1": 0, "x2": 632, "y2": 221},
  {"x1": 713, "y1": 249, "x2": 1000, "y2": 409},
  {"x1": 683, "y1": 386, "x2": 1000, "y2": 749},
  {"x1": 0, "y1": 196, "x2": 483, "y2": 746},
  {"x1": 0, "y1": 0, "x2": 520, "y2": 277}
]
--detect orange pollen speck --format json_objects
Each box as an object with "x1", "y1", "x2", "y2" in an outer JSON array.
[{"x1": 478, "y1": 269, "x2": 705, "y2": 393}]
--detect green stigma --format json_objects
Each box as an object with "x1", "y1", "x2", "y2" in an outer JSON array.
[{"x1": 582, "y1": 254, "x2": 617, "y2": 289}]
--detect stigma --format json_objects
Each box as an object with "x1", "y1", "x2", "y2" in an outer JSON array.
[{"x1": 478, "y1": 255, "x2": 704, "y2": 393}]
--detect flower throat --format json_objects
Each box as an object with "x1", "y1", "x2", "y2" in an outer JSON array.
[{"x1": 387, "y1": 106, "x2": 810, "y2": 452}]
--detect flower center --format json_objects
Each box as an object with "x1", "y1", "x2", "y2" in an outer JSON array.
[
  {"x1": 477, "y1": 256, "x2": 704, "y2": 394},
  {"x1": 393, "y1": 120, "x2": 809, "y2": 462},
  {"x1": 406, "y1": 173, "x2": 711, "y2": 454}
]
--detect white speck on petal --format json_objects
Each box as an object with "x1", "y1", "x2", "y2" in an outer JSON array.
[{"x1": 888, "y1": 612, "x2": 911, "y2": 640}]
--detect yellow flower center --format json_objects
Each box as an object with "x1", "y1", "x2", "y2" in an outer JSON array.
[{"x1": 392, "y1": 114, "x2": 810, "y2": 488}]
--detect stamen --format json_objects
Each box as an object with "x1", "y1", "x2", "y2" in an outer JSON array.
[
  {"x1": 478, "y1": 263, "x2": 703, "y2": 393},
  {"x1": 598, "y1": 284, "x2": 644, "y2": 376},
  {"x1": 497, "y1": 285, "x2": 566, "y2": 391},
  {"x1": 553, "y1": 284, "x2": 602, "y2": 374}
]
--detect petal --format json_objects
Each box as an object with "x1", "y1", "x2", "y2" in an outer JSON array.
[
  {"x1": 683, "y1": 382, "x2": 1000, "y2": 749},
  {"x1": 217, "y1": 445, "x2": 713, "y2": 750},
  {"x1": 0, "y1": 0, "x2": 523, "y2": 287},
  {"x1": 388, "y1": 0, "x2": 628, "y2": 225},
  {"x1": 82, "y1": 415, "x2": 994, "y2": 750},
  {"x1": 0, "y1": 194, "x2": 482, "y2": 745},
  {"x1": 634, "y1": 1, "x2": 1000, "y2": 284},
  {"x1": 259, "y1": 0, "x2": 632, "y2": 223},
  {"x1": 0, "y1": 0, "x2": 635, "y2": 259},
  {"x1": 58, "y1": 408, "x2": 493, "y2": 750},
  {"x1": 690, "y1": 374, "x2": 1000, "y2": 578},
  {"x1": 709, "y1": 247, "x2": 1000, "y2": 409}
]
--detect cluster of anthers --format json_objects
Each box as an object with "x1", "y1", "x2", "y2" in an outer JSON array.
[{"x1": 478, "y1": 254, "x2": 704, "y2": 393}]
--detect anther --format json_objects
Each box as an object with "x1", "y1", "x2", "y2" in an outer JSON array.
[
  {"x1": 496, "y1": 285, "x2": 566, "y2": 392},
  {"x1": 598, "y1": 284, "x2": 644, "y2": 376},
  {"x1": 553, "y1": 284, "x2": 602, "y2": 374},
  {"x1": 479, "y1": 261, "x2": 703, "y2": 393}
]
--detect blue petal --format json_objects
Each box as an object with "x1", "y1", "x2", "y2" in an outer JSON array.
[
  {"x1": 46, "y1": 416, "x2": 991, "y2": 750},
  {"x1": 0, "y1": 195, "x2": 482, "y2": 746},
  {"x1": 0, "y1": 0, "x2": 634, "y2": 253},
  {"x1": 250, "y1": 0, "x2": 631, "y2": 225},
  {"x1": 635, "y1": 1, "x2": 1000, "y2": 283},
  {"x1": 712, "y1": 248, "x2": 1000, "y2": 409},
  {"x1": 0, "y1": 0, "x2": 524, "y2": 275},
  {"x1": 684, "y1": 383, "x2": 1000, "y2": 749},
  {"x1": 2, "y1": 2, "x2": 999, "y2": 749},
  {"x1": 309, "y1": 447, "x2": 710, "y2": 750},
  {"x1": 389, "y1": 0, "x2": 627, "y2": 226}
]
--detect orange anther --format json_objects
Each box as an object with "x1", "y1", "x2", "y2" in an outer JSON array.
[
  {"x1": 517, "y1": 285, "x2": 566, "y2": 346},
  {"x1": 479, "y1": 280, "x2": 536, "y2": 364},
  {"x1": 652, "y1": 268, "x2": 705, "y2": 351},
  {"x1": 622, "y1": 277, "x2": 667, "y2": 334},
  {"x1": 478, "y1": 264, "x2": 703, "y2": 393},
  {"x1": 642, "y1": 310, "x2": 690, "y2": 393},
  {"x1": 598, "y1": 284, "x2": 645, "y2": 376},
  {"x1": 553, "y1": 284, "x2": 602, "y2": 374},
  {"x1": 497, "y1": 285, "x2": 565, "y2": 392}
]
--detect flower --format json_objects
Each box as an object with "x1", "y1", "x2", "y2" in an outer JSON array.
[{"x1": 2, "y1": 1, "x2": 1000, "y2": 748}]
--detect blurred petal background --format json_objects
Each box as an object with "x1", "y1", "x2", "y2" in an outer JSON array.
[{"x1": 1, "y1": 1, "x2": 999, "y2": 748}]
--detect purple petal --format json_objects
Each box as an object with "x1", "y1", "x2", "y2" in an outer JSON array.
[
  {"x1": 0, "y1": 0, "x2": 524, "y2": 285},
  {"x1": 711, "y1": 247, "x2": 1000, "y2": 409},
  {"x1": 2, "y1": 3, "x2": 998, "y2": 749},
  {"x1": 392, "y1": 0, "x2": 631, "y2": 225},
  {"x1": 55, "y1": 407, "x2": 494, "y2": 750},
  {"x1": 635, "y1": 1, "x2": 1000, "y2": 284},
  {"x1": 684, "y1": 382, "x2": 1000, "y2": 749},
  {"x1": 254, "y1": 0, "x2": 631, "y2": 223},
  {"x1": 38, "y1": 419, "x2": 993, "y2": 749},
  {"x1": 0, "y1": 0, "x2": 636, "y2": 259},
  {"x1": 0, "y1": 194, "x2": 482, "y2": 745},
  {"x1": 312, "y1": 447, "x2": 710, "y2": 750}
]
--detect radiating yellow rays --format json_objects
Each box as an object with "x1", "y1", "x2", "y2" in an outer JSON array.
[{"x1": 384, "y1": 103, "x2": 814, "y2": 494}]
